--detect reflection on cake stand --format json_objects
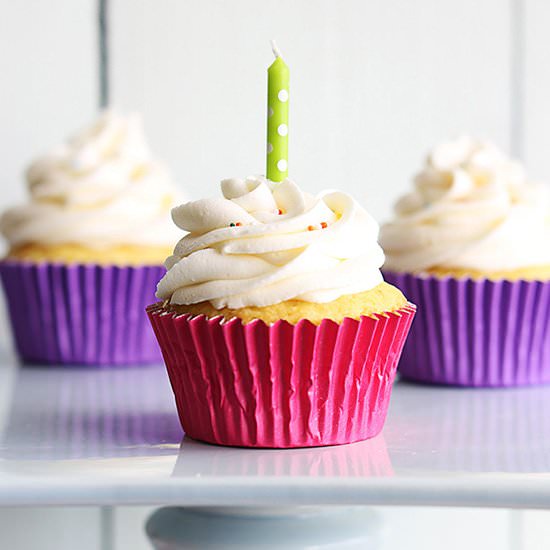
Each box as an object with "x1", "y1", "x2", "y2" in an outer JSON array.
[
  {"x1": 386, "y1": 379, "x2": 550, "y2": 474},
  {"x1": 146, "y1": 435, "x2": 393, "y2": 549},
  {"x1": 0, "y1": 364, "x2": 182, "y2": 473},
  {"x1": 172, "y1": 433, "x2": 393, "y2": 478}
]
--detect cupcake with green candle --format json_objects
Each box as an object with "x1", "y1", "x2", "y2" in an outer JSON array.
[{"x1": 147, "y1": 44, "x2": 416, "y2": 448}]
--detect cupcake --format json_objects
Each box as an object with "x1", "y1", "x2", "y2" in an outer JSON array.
[
  {"x1": 0, "y1": 111, "x2": 182, "y2": 365},
  {"x1": 381, "y1": 136, "x2": 550, "y2": 387},
  {"x1": 147, "y1": 176, "x2": 415, "y2": 448}
]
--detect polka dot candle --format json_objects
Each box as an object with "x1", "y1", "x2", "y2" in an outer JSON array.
[{"x1": 266, "y1": 41, "x2": 289, "y2": 182}]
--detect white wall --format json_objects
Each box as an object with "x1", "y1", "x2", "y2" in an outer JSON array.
[
  {"x1": 1, "y1": 0, "x2": 530, "y2": 226},
  {"x1": 525, "y1": 0, "x2": 550, "y2": 180},
  {"x1": 109, "y1": 0, "x2": 513, "y2": 222},
  {"x1": 1, "y1": 0, "x2": 550, "y2": 548},
  {"x1": 0, "y1": 0, "x2": 96, "y2": 207}
]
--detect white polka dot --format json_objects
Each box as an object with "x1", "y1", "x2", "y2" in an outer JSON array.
[
  {"x1": 278, "y1": 89, "x2": 289, "y2": 102},
  {"x1": 277, "y1": 124, "x2": 288, "y2": 137},
  {"x1": 267, "y1": 143, "x2": 273, "y2": 154},
  {"x1": 268, "y1": 107, "x2": 274, "y2": 117},
  {"x1": 277, "y1": 159, "x2": 287, "y2": 172}
]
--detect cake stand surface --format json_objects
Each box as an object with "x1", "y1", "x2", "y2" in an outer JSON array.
[{"x1": 0, "y1": 347, "x2": 548, "y2": 547}]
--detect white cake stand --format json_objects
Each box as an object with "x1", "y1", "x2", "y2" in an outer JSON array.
[{"x1": 0, "y1": 348, "x2": 549, "y2": 548}]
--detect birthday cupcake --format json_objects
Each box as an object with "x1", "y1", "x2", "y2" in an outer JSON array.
[
  {"x1": 148, "y1": 176, "x2": 416, "y2": 448},
  {"x1": 0, "y1": 111, "x2": 182, "y2": 365},
  {"x1": 381, "y1": 136, "x2": 550, "y2": 387}
]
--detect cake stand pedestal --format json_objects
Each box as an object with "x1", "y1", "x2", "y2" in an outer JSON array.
[{"x1": 146, "y1": 506, "x2": 382, "y2": 549}]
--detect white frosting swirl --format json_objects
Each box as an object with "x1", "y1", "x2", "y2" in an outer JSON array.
[
  {"x1": 157, "y1": 177, "x2": 384, "y2": 309},
  {"x1": 1, "y1": 111, "x2": 182, "y2": 249},
  {"x1": 380, "y1": 136, "x2": 550, "y2": 273}
]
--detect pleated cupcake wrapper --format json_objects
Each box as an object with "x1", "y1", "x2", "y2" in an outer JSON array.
[
  {"x1": 147, "y1": 303, "x2": 416, "y2": 448},
  {"x1": 0, "y1": 261, "x2": 165, "y2": 366},
  {"x1": 384, "y1": 271, "x2": 550, "y2": 387}
]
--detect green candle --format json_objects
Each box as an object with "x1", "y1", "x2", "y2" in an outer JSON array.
[{"x1": 266, "y1": 41, "x2": 289, "y2": 182}]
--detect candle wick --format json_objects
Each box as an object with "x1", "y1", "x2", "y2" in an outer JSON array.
[{"x1": 270, "y1": 39, "x2": 282, "y2": 59}]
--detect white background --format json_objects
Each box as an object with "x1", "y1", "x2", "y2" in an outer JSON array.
[
  {"x1": 6, "y1": 0, "x2": 549, "y2": 224},
  {"x1": 1, "y1": 0, "x2": 550, "y2": 548}
]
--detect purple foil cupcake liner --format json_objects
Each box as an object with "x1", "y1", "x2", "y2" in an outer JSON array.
[
  {"x1": 384, "y1": 271, "x2": 550, "y2": 387},
  {"x1": 0, "y1": 261, "x2": 165, "y2": 366}
]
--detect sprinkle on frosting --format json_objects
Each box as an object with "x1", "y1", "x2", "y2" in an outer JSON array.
[{"x1": 157, "y1": 176, "x2": 385, "y2": 309}]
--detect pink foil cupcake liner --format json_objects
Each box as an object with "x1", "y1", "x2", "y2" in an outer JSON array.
[
  {"x1": 0, "y1": 261, "x2": 165, "y2": 366},
  {"x1": 384, "y1": 271, "x2": 550, "y2": 387},
  {"x1": 147, "y1": 303, "x2": 416, "y2": 448}
]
